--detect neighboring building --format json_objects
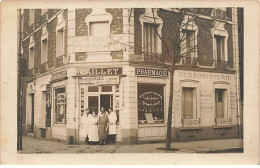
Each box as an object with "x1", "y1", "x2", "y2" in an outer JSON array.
[{"x1": 19, "y1": 8, "x2": 242, "y2": 144}]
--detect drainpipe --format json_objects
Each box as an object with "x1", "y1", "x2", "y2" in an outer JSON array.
[{"x1": 233, "y1": 8, "x2": 241, "y2": 138}]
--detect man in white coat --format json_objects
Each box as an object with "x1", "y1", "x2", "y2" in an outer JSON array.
[
  {"x1": 81, "y1": 108, "x2": 91, "y2": 144},
  {"x1": 108, "y1": 108, "x2": 117, "y2": 144}
]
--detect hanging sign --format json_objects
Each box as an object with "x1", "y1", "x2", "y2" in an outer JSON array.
[
  {"x1": 79, "y1": 76, "x2": 119, "y2": 85},
  {"x1": 136, "y1": 68, "x2": 168, "y2": 78}
]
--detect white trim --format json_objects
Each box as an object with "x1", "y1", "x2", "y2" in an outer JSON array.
[{"x1": 211, "y1": 21, "x2": 228, "y2": 63}]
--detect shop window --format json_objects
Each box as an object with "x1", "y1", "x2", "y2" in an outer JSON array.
[
  {"x1": 88, "y1": 86, "x2": 98, "y2": 92},
  {"x1": 41, "y1": 91, "x2": 46, "y2": 125},
  {"x1": 89, "y1": 21, "x2": 109, "y2": 36},
  {"x1": 182, "y1": 88, "x2": 197, "y2": 119},
  {"x1": 143, "y1": 22, "x2": 158, "y2": 54},
  {"x1": 138, "y1": 84, "x2": 164, "y2": 124},
  {"x1": 101, "y1": 85, "x2": 112, "y2": 92},
  {"x1": 29, "y1": 9, "x2": 34, "y2": 25},
  {"x1": 56, "y1": 28, "x2": 64, "y2": 57},
  {"x1": 41, "y1": 38, "x2": 48, "y2": 64},
  {"x1": 54, "y1": 87, "x2": 66, "y2": 124},
  {"x1": 29, "y1": 46, "x2": 34, "y2": 69}
]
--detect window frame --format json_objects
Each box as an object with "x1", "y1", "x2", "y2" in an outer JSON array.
[
  {"x1": 56, "y1": 27, "x2": 65, "y2": 57},
  {"x1": 89, "y1": 21, "x2": 110, "y2": 36},
  {"x1": 28, "y1": 46, "x2": 35, "y2": 69},
  {"x1": 180, "y1": 79, "x2": 200, "y2": 128},
  {"x1": 211, "y1": 21, "x2": 228, "y2": 68},
  {"x1": 53, "y1": 87, "x2": 66, "y2": 125},
  {"x1": 140, "y1": 9, "x2": 163, "y2": 58},
  {"x1": 137, "y1": 83, "x2": 165, "y2": 124},
  {"x1": 41, "y1": 38, "x2": 48, "y2": 64}
]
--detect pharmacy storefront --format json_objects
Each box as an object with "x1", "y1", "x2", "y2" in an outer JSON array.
[{"x1": 74, "y1": 67, "x2": 122, "y2": 142}]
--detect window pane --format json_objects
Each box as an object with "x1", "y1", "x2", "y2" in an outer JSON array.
[
  {"x1": 143, "y1": 23, "x2": 158, "y2": 54},
  {"x1": 88, "y1": 86, "x2": 98, "y2": 92},
  {"x1": 101, "y1": 85, "x2": 112, "y2": 92},
  {"x1": 215, "y1": 89, "x2": 224, "y2": 118},
  {"x1": 88, "y1": 96, "x2": 99, "y2": 114},
  {"x1": 138, "y1": 84, "x2": 164, "y2": 124},
  {"x1": 57, "y1": 29, "x2": 64, "y2": 56},
  {"x1": 41, "y1": 39, "x2": 47, "y2": 64},
  {"x1": 183, "y1": 88, "x2": 194, "y2": 119},
  {"x1": 55, "y1": 87, "x2": 66, "y2": 124}
]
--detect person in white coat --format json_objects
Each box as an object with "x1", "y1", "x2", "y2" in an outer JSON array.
[
  {"x1": 88, "y1": 110, "x2": 99, "y2": 144},
  {"x1": 108, "y1": 108, "x2": 117, "y2": 144},
  {"x1": 81, "y1": 108, "x2": 91, "y2": 144}
]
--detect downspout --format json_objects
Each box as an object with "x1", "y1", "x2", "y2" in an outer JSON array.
[{"x1": 233, "y1": 8, "x2": 241, "y2": 138}]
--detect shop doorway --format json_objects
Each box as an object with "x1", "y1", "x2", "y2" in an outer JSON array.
[
  {"x1": 30, "y1": 93, "x2": 34, "y2": 133},
  {"x1": 100, "y1": 94, "x2": 113, "y2": 112}
]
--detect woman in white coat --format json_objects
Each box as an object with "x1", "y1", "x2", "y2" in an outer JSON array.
[
  {"x1": 108, "y1": 108, "x2": 117, "y2": 144},
  {"x1": 80, "y1": 109, "x2": 91, "y2": 144},
  {"x1": 88, "y1": 110, "x2": 99, "y2": 144}
]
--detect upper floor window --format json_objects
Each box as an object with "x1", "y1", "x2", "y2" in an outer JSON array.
[
  {"x1": 29, "y1": 9, "x2": 35, "y2": 25},
  {"x1": 56, "y1": 28, "x2": 64, "y2": 56},
  {"x1": 29, "y1": 46, "x2": 34, "y2": 69},
  {"x1": 180, "y1": 15, "x2": 198, "y2": 66},
  {"x1": 143, "y1": 22, "x2": 158, "y2": 54},
  {"x1": 29, "y1": 35, "x2": 35, "y2": 69},
  {"x1": 41, "y1": 39, "x2": 48, "y2": 64},
  {"x1": 211, "y1": 21, "x2": 228, "y2": 68},
  {"x1": 89, "y1": 21, "x2": 110, "y2": 36}
]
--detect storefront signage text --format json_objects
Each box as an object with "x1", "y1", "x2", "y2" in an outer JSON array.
[
  {"x1": 79, "y1": 76, "x2": 119, "y2": 85},
  {"x1": 136, "y1": 68, "x2": 168, "y2": 78},
  {"x1": 73, "y1": 34, "x2": 125, "y2": 52},
  {"x1": 178, "y1": 71, "x2": 231, "y2": 81},
  {"x1": 51, "y1": 71, "x2": 67, "y2": 81},
  {"x1": 76, "y1": 68, "x2": 122, "y2": 76}
]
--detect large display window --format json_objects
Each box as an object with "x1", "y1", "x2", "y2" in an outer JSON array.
[
  {"x1": 54, "y1": 87, "x2": 66, "y2": 124},
  {"x1": 138, "y1": 84, "x2": 165, "y2": 124}
]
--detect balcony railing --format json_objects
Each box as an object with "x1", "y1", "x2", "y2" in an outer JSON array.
[
  {"x1": 214, "y1": 60, "x2": 228, "y2": 69},
  {"x1": 215, "y1": 118, "x2": 231, "y2": 126},
  {"x1": 182, "y1": 119, "x2": 200, "y2": 127},
  {"x1": 130, "y1": 52, "x2": 168, "y2": 64},
  {"x1": 181, "y1": 57, "x2": 198, "y2": 67}
]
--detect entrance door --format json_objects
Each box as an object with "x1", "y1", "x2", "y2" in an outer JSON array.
[
  {"x1": 31, "y1": 93, "x2": 34, "y2": 133},
  {"x1": 88, "y1": 96, "x2": 99, "y2": 114},
  {"x1": 100, "y1": 94, "x2": 113, "y2": 112}
]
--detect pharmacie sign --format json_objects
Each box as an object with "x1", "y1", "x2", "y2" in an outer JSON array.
[
  {"x1": 73, "y1": 34, "x2": 125, "y2": 52},
  {"x1": 76, "y1": 68, "x2": 122, "y2": 76},
  {"x1": 136, "y1": 68, "x2": 168, "y2": 78}
]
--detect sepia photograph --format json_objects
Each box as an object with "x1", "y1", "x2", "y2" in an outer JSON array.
[
  {"x1": 16, "y1": 7, "x2": 244, "y2": 154},
  {"x1": 0, "y1": 0, "x2": 259, "y2": 165}
]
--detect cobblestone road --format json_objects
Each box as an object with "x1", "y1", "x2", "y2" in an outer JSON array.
[{"x1": 18, "y1": 136, "x2": 243, "y2": 154}]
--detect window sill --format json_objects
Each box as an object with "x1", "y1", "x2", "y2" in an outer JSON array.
[
  {"x1": 213, "y1": 125, "x2": 233, "y2": 129},
  {"x1": 53, "y1": 124, "x2": 66, "y2": 127},
  {"x1": 138, "y1": 123, "x2": 165, "y2": 127},
  {"x1": 180, "y1": 127, "x2": 203, "y2": 130}
]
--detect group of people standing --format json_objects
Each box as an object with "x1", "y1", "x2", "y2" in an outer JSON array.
[{"x1": 80, "y1": 107, "x2": 117, "y2": 145}]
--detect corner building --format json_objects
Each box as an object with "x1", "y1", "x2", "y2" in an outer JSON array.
[{"x1": 20, "y1": 8, "x2": 242, "y2": 144}]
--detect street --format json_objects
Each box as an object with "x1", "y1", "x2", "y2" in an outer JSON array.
[{"x1": 18, "y1": 136, "x2": 243, "y2": 153}]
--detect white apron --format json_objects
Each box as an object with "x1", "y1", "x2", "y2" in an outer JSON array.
[
  {"x1": 108, "y1": 112, "x2": 117, "y2": 135},
  {"x1": 80, "y1": 114, "x2": 91, "y2": 141},
  {"x1": 88, "y1": 115, "x2": 99, "y2": 142}
]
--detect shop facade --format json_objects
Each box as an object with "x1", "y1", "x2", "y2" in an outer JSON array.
[{"x1": 20, "y1": 8, "x2": 242, "y2": 144}]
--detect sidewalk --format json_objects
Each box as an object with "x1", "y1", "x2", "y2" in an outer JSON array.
[{"x1": 18, "y1": 136, "x2": 243, "y2": 154}]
